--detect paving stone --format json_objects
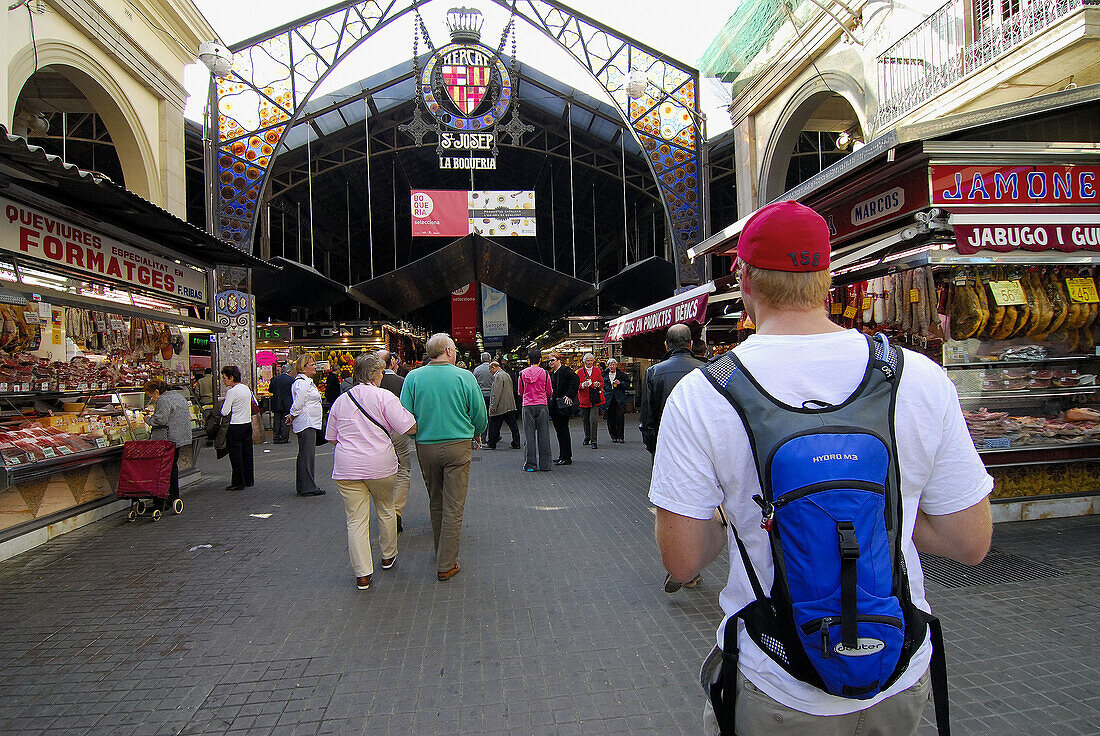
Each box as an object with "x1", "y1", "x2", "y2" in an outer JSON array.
[{"x1": 0, "y1": 420, "x2": 1097, "y2": 734}]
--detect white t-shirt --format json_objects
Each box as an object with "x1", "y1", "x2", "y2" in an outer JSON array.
[
  {"x1": 220, "y1": 383, "x2": 254, "y2": 425},
  {"x1": 649, "y1": 330, "x2": 992, "y2": 716}
]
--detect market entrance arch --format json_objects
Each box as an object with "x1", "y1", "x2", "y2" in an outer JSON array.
[{"x1": 208, "y1": 0, "x2": 705, "y2": 286}]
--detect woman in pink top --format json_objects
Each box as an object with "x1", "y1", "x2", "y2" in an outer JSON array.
[
  {"x1": 326, "y1": 353, "x2": 417, "y2": 591},
  {"x1": 517, "y1": 347, "x2": 553, "y2": 472}
]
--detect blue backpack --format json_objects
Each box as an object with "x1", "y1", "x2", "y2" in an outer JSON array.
[{"x1": 702, "y1": 334, "x2": 950, "y2": 735}]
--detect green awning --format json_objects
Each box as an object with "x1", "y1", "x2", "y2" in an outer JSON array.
[{"x1": 697, "y1": 0, "x2": 791, "y2": 83}]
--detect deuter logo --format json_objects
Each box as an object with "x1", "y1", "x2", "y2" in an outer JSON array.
[
  {"x1": 812, "y1": 453, "x2": 858, "y2": 463},
  {"x1": 833, "y1": 638, "x2": 886, "y2": 657},
  {"x1": 412, "y1": 192, "x2": 435, "y2": 218}
]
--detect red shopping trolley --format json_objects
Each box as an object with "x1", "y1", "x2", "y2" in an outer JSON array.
[{"x1": 117, "y1": 440, "x2": 182, "y2": 522}]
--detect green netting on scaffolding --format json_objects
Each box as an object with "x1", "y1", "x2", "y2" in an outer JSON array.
[{"x1": 697, "y1": 0, "x2": 789, "y2": 83}]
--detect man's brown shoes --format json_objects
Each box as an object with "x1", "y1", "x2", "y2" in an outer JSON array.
[{"x1": 436, "y1": 563, "x2": 461, "y2": 581}]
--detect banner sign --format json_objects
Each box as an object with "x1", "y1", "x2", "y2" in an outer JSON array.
[
  {"x1": 292, "y1": 322, "x2": 381, "y2": 343},
  {"x1": 605, "y1": 284, "x2": 712, "y2": 342},
  {"x1": 411, "y1": 190, "x2": 470, "y2": 237},
  {"x1": 954, "y1": 222, "x2": 1100, "y2": 254},
  {"x1": 932, "y1": 165, "x2": 1099, "y2": 206},
  {"x1": 1, "y1": 197, "x2": 207, "y2": 303},
  {"x1": 480, "y1": 284, "x2": 508, "y2": 339},
  {"x1": 566, "y1": 317, "x2": 608, "y2": 337},
  {"x1": 818, "y1": 167, "x2": 930, "y2": 244},
  {"x1": 451, "y1": 283, "x2": 478, "y2": 344},
  {"x1": 412, "y1": 190, "x2": 535, "y2": 237}
]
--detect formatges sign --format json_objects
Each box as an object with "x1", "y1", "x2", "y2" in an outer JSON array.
[{"x1": 1, "y1": 197, "x2": 207, "y2": 303}]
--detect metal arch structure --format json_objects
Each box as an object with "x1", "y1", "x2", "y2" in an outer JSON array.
[{"x1": 207, "y1": 0, "x2": 706, "y2": 286}]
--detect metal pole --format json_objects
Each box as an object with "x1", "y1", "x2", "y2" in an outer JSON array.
[
  {"x1": 393, "y1": 159, "x2": 398, "y2": 271},
  {"x1": 620, "y1": 133, "x2": 629, "y2": 267},
  {"x1": 61, "y1": 112, "x2": 67, "y2": 163},
  {"x1": 307, "y1": 134, "x2": 315, "y2": 268},
  {"x1": 346, "y1": 181, "x2": 351, "y2": 284},
  {"x1": 591, "y1": 182, "x2": 597, "y2": 284},
  {"x1": 550, "y1": 160, "x2": 556, "y2": 271},
  {"x1": 365, "y1": 101, "x2": 374, "y2": 279},
  {"x1": 567, "y1": 102, "x2": 576, "y2": 278},
  {"x1": 297, "y1": 201, "x2": 302, "y2": 262}
]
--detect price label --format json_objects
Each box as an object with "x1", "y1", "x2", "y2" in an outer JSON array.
[
  {"x1": 861, "y1": 296, "x2": 872, "y2": 310},
  {"x1": 843, "y1": 306, "x2": 858, "y2": 320},
  {"x1": 743, "y1": 316, "x2": 755, "y2": 330},
  {"x1": 909, "y1": 288, "x2": 920, "y2": 304},
  {"x1": 42, "y1": 447, "x2": 56, "y2": 458},
  {"x1": 1065, "y1": 277, "x2": 1100, "y2": 304},
  {"x1": 57, "y1": 446, "x2": 72, "y2": 455},
  {"x1": 94, "y1": 437, "x2": 109, "y2": 448},
  {"x1": 830, "y1": 303, "x2": 843, "y2": 315},
  {"x1": 23, "y1": 310, "x2": 41, "y2": 324},
  {"x1": 988, "y1": 280, "x2": 1026, "y2": 306},
  {"x1": 981, "y1": 437, "x2": 1012, "y2": 449},
  {"x1": 110, "y1": 319, "x2": 125, "y2": 331},
  {"x1": 95, "y1": 318, "x2": 107, "y2": 331},
  {"x1": 735, "y1": 319, "x2": 744, "y2": 330},
  {"x1": 5, "y1": 456, "x2": 21, "y2": 466}
]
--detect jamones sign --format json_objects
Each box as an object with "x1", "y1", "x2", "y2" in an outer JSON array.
[{"x1": 2, "y1": 198, "x2": 207, "y2": 303}]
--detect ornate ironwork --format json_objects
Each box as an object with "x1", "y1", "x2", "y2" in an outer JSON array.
[
  {"x1": 210, "y1": 0, "x2": 706, "y2": 284},
  {"x1": 872, "y1": 0, "x2": 1089, "y2": 132}
]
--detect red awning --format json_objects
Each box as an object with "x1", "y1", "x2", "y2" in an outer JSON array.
[{"x1": 605, "y1": 283, "x2": 714, "y2": 341}]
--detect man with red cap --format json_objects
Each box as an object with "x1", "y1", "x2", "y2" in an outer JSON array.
[{"x1": 650, "y1": 201, "x2": 993, "y2": 734}]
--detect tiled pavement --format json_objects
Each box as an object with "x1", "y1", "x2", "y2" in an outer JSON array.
[{"x1": 0, "y1": 418, "x2": 1097, "y2": 735}]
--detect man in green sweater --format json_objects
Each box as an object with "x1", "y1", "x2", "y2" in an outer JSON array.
[{"x1": 400, "y1": 333, "x2": 488, "y2": 581}]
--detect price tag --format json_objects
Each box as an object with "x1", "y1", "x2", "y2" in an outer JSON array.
[
  {"x1": 94, "y1": 437, "x2": 109, "y2": 448},
  {"x1": 23, "y1": 310, "x2": 41, "y2": 324},
  {"x1": 743, "y1": 316, "x2": 755, "y2": 330},
  {"x1": 42, "y1": 447, "x2": 56, "y2": 458},
  {"x1": 95, "y1": 318, "x2": 107, "y2": 331},
  {"x1": 110, "y1": 319, "x2": 125, "y2": 331},
  {"x1": 861, "y1": 296, "x2": 872, "y2": 310},
  {"x1": 830, "y1": 303, "x2": 843, "y2": 315},
  {"x1": 1065, "y1": 277, "x2": 1100, "y2": 304},
  {"x1": 5, "y1": 456, "x2": 21, "y2": 466},
  {"x1": 909, "y1": 288, "x2": 920, "y2": 304},
  {"x1": 986, "y1": 280, "x2": 1026, "y2": 306},
  {"x1": 735, "y1": 319, "x2": 744, "y2": 330},
  {"x1": 843, "y1": 306, "x2": 858, "y2": 320},
  {"x1": 57, "y1": 446, "x2": 72, "y2": 455},
  {"x1": 981, "y1": 437, "x2": 1012, "y2": 449}
]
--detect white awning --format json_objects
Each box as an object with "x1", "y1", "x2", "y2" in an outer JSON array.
[{"x1": 605, "y1": 282, "x2": 715, "y2": 341}]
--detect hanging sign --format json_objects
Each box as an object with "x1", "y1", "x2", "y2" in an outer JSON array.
[
  {"x1": 451, "y1": 283, "x2": 478, "y2": 345},
  {"x1": 400, "y1": 8, "x2": 533, "y2": 170},
  {"x1": 954, "y1": 222, "x2": 1100, "y2": 254},
  {"x1": 932, "y1": 165, "x2": 1099, "y2": 205},
  {"x1": 480, "y1": 284, "x2": 508, "y2": 340},
  {"x1": 411, "y1": 191, "x2": 535, "y2": 237},
  {"x1": 1, "y1": 197, "x2": 207, "y2": 303}
]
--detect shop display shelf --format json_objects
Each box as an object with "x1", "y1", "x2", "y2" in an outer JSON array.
[{"x1": 0, "y1": 444, "x2": 124, "y2": 488}]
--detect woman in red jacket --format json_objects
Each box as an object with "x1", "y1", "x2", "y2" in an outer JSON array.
[{"x1": 577, "y1": 352, "x2": 605, "y2": 450}]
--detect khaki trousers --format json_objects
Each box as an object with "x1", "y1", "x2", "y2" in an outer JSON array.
[
  {"x1": 391, "y1": 432, "x2": 414, "y2": 516},
  {"x1": 335, "y1": 476, "x2": 397, "y2": 577},
  {"x1": 414, "y1": 440, "x2": 471, "y2": 573}
]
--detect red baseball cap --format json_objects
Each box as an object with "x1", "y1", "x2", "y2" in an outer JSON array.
[{"x1": 735, "y1": 201, "x2": 831, "y2": 272}]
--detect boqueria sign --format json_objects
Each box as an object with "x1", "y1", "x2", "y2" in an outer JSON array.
[
  {"x1": 605, "y1": 283, "x2": 714, "y2": 342},
  {"x1": 1, "y1": 197, "x2": 207, "y2": 303}
]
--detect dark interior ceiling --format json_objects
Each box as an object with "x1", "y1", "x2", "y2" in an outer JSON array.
[{"x1": 184, "y1": 58, "x2": 741, "y2": 340}]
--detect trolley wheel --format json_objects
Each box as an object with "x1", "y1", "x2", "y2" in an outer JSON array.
[
  {"x1": 135, "y1": 499, "x2": 148, "y2": 515},
  {"x1": 150, "y1": 509, "x2": 162, "y2": 522},
  {"x1": 172, "y1": 498, "x2": 184, "y2": 515},
  {"x1": 126, "y1": 508, "x2": 138, "y2": 522}
]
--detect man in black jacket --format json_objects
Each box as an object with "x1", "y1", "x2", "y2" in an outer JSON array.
[
  {"x1": 548, "y1": 352, "x2": 580, "y2": 465},
  {"x1": 639, "y1": 323, "x2": 705, "y2": 592},
  {"x1": 269, "y1": 364, "x2": 294, "y2": 444},
  {"x1": 639, "y1": 324, "x2": 703, "y2": 455}
]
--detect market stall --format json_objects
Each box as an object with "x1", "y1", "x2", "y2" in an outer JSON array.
[
  {"x1": 689, "y1": 94, "x2": 1100, "y2": 521},
  {"x1": 0, "y1": 127, "x2": 268, "y2": 556}
]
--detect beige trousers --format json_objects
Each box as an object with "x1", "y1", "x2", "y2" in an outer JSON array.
[
  {"x1": 414, "y1": 440, "x2": 471, "y2": 573},
  {"x1": 391, "y1": 431, "x2": 414, "y2": 516},
  {"x1": 335, "y1": 476, "x2": 397, "y2": 577}
]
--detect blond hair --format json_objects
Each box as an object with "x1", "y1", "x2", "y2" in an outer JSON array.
[
  {"x1": 745, "y1": 264, "x2": 831, "y2": 311},
  {"x1": 293, "y1": 354, "x2": 315, "y2": 374}
]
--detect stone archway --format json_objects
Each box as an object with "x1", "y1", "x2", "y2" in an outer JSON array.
[
  {"x1": 8, "y1": 43, "x2": 158, "y2": 202},
  {"x1": 209, "y1": 0, "x2": 705, "y2": 286},
  {"x1": 760, "y1": 72, "x2": 866, "y2": 204}
]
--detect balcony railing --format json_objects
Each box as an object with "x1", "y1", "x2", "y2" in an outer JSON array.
[{"x1": 872, "y1": 0, "x2": 1092, "y2": 131}]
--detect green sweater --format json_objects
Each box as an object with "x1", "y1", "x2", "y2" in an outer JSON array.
[{"x1": 400, "y1": 363, "x2": 488, "y2": 443}]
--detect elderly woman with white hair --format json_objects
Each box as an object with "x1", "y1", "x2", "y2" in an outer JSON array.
[
  {"x1": 326, "y1": 353, "x2": 417, "y2": 591},
  {"x1": 603, "y1": 358, "x2": 632, "y2": 443},
  {"x1": 576, "y1": 352, "x2": 605, "y2": 450}
]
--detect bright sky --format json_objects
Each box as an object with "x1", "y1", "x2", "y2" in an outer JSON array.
[{"x1": 184, "y1": 0, "x2": 735, "y2": 137}]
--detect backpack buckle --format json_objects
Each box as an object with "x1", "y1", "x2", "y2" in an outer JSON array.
[{"x1": 837, "y1": 522, "x2": 861, "y2": 560}]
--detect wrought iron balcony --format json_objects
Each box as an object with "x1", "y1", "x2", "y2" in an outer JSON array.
[{"x1": 872, "y1": 0, "x2": 1094, "y2": 130}]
